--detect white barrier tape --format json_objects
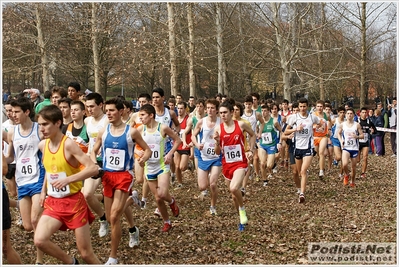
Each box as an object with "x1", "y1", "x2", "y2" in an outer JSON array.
[{"x1": 376, "y1": 127, "x2": 397, "y2": 133}]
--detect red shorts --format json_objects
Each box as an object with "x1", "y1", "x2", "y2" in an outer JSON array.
[
  {"x1": 102, "y1": 171, "x2": 133, "y2": 198},
  {"x1": 222, "y1": 162, "x2": 248, "y2": 180},
  {"x1": 43, "y1": 192, "x2": 95, "y2": 231}
]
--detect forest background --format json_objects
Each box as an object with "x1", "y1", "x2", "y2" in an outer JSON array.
[{"x1": 2, "y1": 2, "x2": 397, "y2": 107}]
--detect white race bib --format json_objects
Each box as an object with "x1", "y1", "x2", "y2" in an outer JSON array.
[
  {"x1": 261, "y1": 132, "x2": 273, "y2": 144},
  {"x1": 105, "y1": 148, "x2": 126, "y2": 171},
  {"x1": 224, "y1": 144, "x2": 243, "y2": 163},
  {"x1": 16, "y1": 157, "x2": 38, "y2": 186},
  {"x1": 201, "y1": 142, "x2": 218, "y2": 161},
  {"x1": 148, "y1": 144, "x2": 161, "y2": 163},
  {"x1": 47, "y1": 172, "x2": 70, "y2": 198}
]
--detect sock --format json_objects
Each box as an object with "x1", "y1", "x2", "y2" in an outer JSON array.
[
  {"x1": 129, "y1": 226, "x2": 136, "y2": 233},
  {"x1": 164, "y1": 220, "x2": 171, "y2": 225},
  {"x1": 169, "y1": 198, "x2": 175, "y2": 205},
  {"x1": 100, "y1": 214, "x2": 106, "y2": 221},
  {"x1": 141, "y1": 197, "x2": 147, "y2": 203},
  {"x1": 239, "y1": 206, "x2": 245, "y2": 211}
]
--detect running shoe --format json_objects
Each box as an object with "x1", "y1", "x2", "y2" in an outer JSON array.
[
  {"x1": 129, "y1": 227, "x2": 140, "y2": 248},
  {"x1": 350, "y1": 183, "x2": 356, "y2": 188},
  {"x1": 319, "y1": 169, "x2": 324, "y2": 178},
  {"x1": 140, "y1": 200, "x2": 147, "y2": 210},
  {"x1": 99, "y1": 220, "x2": 109, "y2": 237},
  {"x1": 105, "y1": 258, "x2": 118, "y2": 265},
  {"x1": 333, "y1": 159, "x2": 338, "y2": 166},
  {"x1": 296, "y1": 188, "x2": 301, "y2": 195},
  {"x1": 343, "y1": 175, "x2": 349, "y2": 186},
  {"x1": 263, "y1": 180, "x2": 269, "y2": 187},
  {"x1": 210, "y1": 206, "x2": 217, "y2": 216},
  {"x1": 154, "y1": 207, "x2": 161, "y2": 217},
  {"x1": 162, "y1": 222, "x2": 172, "y2": 232},
  {"x1": 360, "y1": 173, "x2": 366, "y2": 179},
  {"x1": 131, "y1": 190, "x2": 142, "y2": 208},
  {"x1": 169, "y1": 197, "x2": 180, "y2": 217},
  {"x1": 299, "y1": 193, "x2": 305, "y2": 204},
  {"x1": 239, "y1": 209, "x2": 248, "y2": 225},
  {"x1": 175, "y1": 183, "x2": 183, "y2": 189},
  {"x1": 240, "y1": 187, "x2": 246, "y2": 196},
  {"x1": 238, "y1": 223, "x2": 245, "y2": 232}
]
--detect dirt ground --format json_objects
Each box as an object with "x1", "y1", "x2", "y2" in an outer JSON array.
[{"x1": 6, "y1": 135, "x2": 397, "y2": 265}]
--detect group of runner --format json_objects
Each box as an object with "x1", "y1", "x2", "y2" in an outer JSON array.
[{"x1": 2, "y1": 85, "x2": 382, "y2": 264}]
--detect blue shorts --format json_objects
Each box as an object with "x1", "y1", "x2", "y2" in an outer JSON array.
[
  {"x1": 259, "y1": 144, "x2": 277, "y2": 155},
  {"x1": 194, "y1": 147, "x2": 201, "y2": 158},
  {"x1": 17, "y1": 180, "x2": 43, "y2": 200},
  {"x1": 145, "y1": 168, "x2": 170, "y2": 181},
  {"x1": 294, "y1": 148, "x2": 316, "y2": 160},
  {"x1": 198, "y1": 157, "x2": 222, "y2": 171},
  {"x1": 331, "y1": 137, "x2": 341, "y2": 148},
  {"x1": 343, "y1": 149, "x2": 358, "y2": 158}
]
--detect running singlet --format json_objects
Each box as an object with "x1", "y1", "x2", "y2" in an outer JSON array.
[
  {"x1": 65, "y1": 123, "x2": 89, "y2": 154},
  {"x1": 288, "y1": 113, "x2": 320, "y2": 150},
  {"x1": 199, "y1": 117, "x2": 221, "y2": 161},
  {"x1": 102, "y1": 124, "x2": 134, "y2": 172},
  {"x1": 142, "y1": 123, "x2": 168, "y2": 175},
  {"x1": 155, "y1": 107, "x2": 173, "y2": 151},
  {"x1": 86, "y1": 114, "x2": 107, "y2": 160},
  {"x1": 43, "y1": 135, "x2": 81, "y2": 198},
  {"x1": 358, "y1": 118, "x2": 373, "y2": 144},
  {"x1": 242, "y1": 110, "x2": 257, "y2": 133},
  {"x1": 331, "y1": 119, "x2": 343, "y2": 139},
  {"x1": 13, "y1": 122, "x2": 44, "y2": 187},
  {"x1": 178, "y1": 115, "x2": 191, "y2": 151},
  {"x1": 260, "y1": 118, "x2": 278, "y2": 147},
  {"x1": 220, "y1": 120, "x2": 247, "y2": 166},
  {"x1": 342, "y1": 122, "x2": 359, "y2": 151},
  {"x1": 313, "y1": 112, "x2": 328, "y2": 137}
]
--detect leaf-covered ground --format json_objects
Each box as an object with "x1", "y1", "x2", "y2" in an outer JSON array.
[{"x1": 8, "y1": 136, "x2": 397, "y2": 265}]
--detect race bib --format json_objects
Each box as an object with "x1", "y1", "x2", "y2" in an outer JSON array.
[
  {"x1": 147, "y1": 144, "x2": 161, "y2": 163},
  {"x1": 16, "y1": 157, "x2": 38, "y2": 186},
  {"x1": 105, "y1": 148, "x2": 126, "y2": 171},
  {"x1": 47, "y1": 172, "x2": 70, "y2": 198},
  {"x1": 201, "y1": 142, "x2": 218, "y2": 160},
  {"x1": 224, "y1": 144, "x2": 243, "y2": 163},
  {"x1": 261, "y1": 132, "x2": 273, "y2": 144}
]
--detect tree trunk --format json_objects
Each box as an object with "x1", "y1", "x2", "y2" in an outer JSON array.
[
  {"x1": 35, "y1": 4, "x2": 49, "y2": 92},
  {"x1": 167, "y1": 3, "x2": 178, "y2": 96},
  {"x1": 92, "y1": 3, "x2": 101, "y2": 93},
  {"x1": 360, "y1": 2, "x2": 367, "y2": 108},
  {"x1": 272, "y1": 3, "x2": 291, "y2": 101},
  {"x1": 187, "y1": 3, "x2": 196, "y2": 98},
  {"x1": 216, "y1": 3, "x2": 226, "y2": 95}
]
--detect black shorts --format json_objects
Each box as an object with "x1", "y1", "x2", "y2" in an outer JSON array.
[
  {"x1": 2, "y1": 188, "x2": 12, "y2": 230},
  {"x1": 359, "y1": 142, "x2": 369, "y2": 151},
  {"x1": 289, "y1": 152, "x2": 296, "y2": 165},
  {"x1": 5, "y1": 163, "x2": 16, "y2": 179},
  {"x1": 176, "y1": 150, "x2": 190, "y2": 156},
  {"x1": 294, "y1": 148, "x2": 316, "y2": 160}
]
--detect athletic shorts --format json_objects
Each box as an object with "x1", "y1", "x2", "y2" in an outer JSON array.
[
  {"x1": 176, "y1": 150, "x2": 190, "y2": 156},
  {"x1": 2, "y1": 188, "x2": 12, "y2": 230},
  {"x1": 5, "y1": 164, "x2": 16, "y2": 179},
  {"x1": 222, "y1": 162, "x2": 247, "y2": 180},
  {"x1": 331, "y1": 137, "x2": 341, "y2": 148},
  {"x1": 145, "y1": 168, "x2": 170, "y2": 181},
  {"x1": 359, "y1": 141, "x2": 369, "y2": 151},
  {"x1": 343, "y1": 149, "x2": 358, "y2": 158},
  {"x1": 102, "y1": 171, "x2": 134, "y2": 198},
  {"x1": 314, "y1": 137, "x2": 326, "y2": 147},
  {"x1": 198, "y1": 157, "x2": 222, "y2": 171},
  {"x1": 294, "y1": 148, "x2": 316, "y2": 160},
  {"x1": 17, "y1": 180, "x2": 43, "y2": 200},
  {"x1": 194, "y1": 147, "x2": 201, "y2": 158},
  {"x1": 43, "y1": 192, "x2": 95, "y2": 231},
  {"x1": 259, "y1": 144, "x2": 277, "y2": 155}
]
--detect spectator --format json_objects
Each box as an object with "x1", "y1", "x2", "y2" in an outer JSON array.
[
  {"x1": 35, "y1": 90, "x2": 52, "y2": 114},
  {"x1": 371, "y1": 109, "x2": 384, "y2": 156},
  {"x1": 387, "y1": 97, "x2": 397, "y2": 156},
  {"x1": 376, "y1": 102, "x2": 388, "y2": 155}
]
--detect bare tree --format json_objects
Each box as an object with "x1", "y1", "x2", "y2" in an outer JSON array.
[
  {"x1": 187, "y1": 3, "x2": 196, "y2": 97},
  {"x1": 168, "y1": 3, "x2": 178, "y2": 96}
]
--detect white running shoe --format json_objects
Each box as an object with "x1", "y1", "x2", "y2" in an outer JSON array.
[
  {"x1": 131, "y1": 190, "x2": 142, "y2": 208},
  {"x1": 210, "y1": 206, "x2": 217, "y2": 216},
  {"x1": 105, "y1": 257, "x2": 118, "y2": 265},
  {"x1": 319, "y1": 169, "x2": 324, "y2": 178},
  {"x1": 154, "y1": 207, "x2": 161, "y2": 217},
  {"x1": 99, "y1": 220, "x2": 109, "y2": 237},
  {"x1": 129, "y1": 227, "x2": 140, "y2": 248}
]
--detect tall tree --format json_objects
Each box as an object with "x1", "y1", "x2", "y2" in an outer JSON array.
[
  {"x1": 187, "y1": 3, "x2": 196, "y2": 97},
  {"x1": 168, "y1": 3, "x2": 178, "y2": 96}
]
